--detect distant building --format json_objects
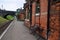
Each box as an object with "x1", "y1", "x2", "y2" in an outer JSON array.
[{"x1": 16, "y1": 8, "x2": 25, "y2": 21}]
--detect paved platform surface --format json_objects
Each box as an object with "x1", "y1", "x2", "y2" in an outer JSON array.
[{"x1": 1, "y1": 20, "x2": 36, "y2": 40}]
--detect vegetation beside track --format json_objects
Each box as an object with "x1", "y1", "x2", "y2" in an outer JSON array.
[
  {"x1": 0, "y1": 16, "x2": 9, "y2": 26},
  {"x1": 6, "y1": 15, "x2": 14, "y2": 20}
]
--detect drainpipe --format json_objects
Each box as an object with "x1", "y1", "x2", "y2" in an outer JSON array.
[{"x1": 47, "y1": 0, "x2": 51, "y2": 39}]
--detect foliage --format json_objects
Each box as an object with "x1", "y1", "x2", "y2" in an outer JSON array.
[
  {"x1": 0, "y1": 16, "x2": 8, "y2": 25},
  {"x1": 6, "y1": 15, "x2": 14, "y2": 20}
]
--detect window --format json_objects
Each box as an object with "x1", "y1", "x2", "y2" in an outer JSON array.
[
  {"x1": 36, "y1": 1, "x2": 40, "y2": 13},
  {"x1": 35, "y1": 1, "x2": 40, "y2": 16},
  {"x1": 27, "y1": 11, "x2": 30, "y2": 19}
]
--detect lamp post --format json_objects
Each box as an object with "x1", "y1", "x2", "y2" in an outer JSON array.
[{"x1": 1, "y1": 5, "x2": 3, "y2": 16}]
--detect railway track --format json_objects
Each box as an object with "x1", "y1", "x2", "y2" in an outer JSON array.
[{"x1": 0, "y1": 20, "x2": 12, "y2": 35}]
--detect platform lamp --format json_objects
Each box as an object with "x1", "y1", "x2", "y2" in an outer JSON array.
[{"x1": 1, "y1": 5, "x2": 3, "y2": 17}]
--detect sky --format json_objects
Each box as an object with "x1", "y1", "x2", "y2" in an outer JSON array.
[{"x1": 0, "y1": 0, "x2": 26, "y2": 11}]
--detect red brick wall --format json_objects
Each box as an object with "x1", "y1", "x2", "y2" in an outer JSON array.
[
  {"x1": 39, "y1": 0, "x2": 48, "y2": 38},
  {"x1": 19, "y1": 13, "x2": 24, "y2": 20},
  {"x1": 35, "y1": 16, "x2": 40, "y2": 25},
  {"x1": 24, "y1": 0, "x2": 60, "y2": 40},
  {"x1": 31, "y1": 2, "x2": 36, "y2": 26},
  {"x1": 48, "y1": 3, "x2": 60, "y2": 40},
  {"x1": 40, "y1": 0, "x2": 48, "y2": 12},
  {"x1": 24, "y1": 6, "x2": 30, "y2": 27}
]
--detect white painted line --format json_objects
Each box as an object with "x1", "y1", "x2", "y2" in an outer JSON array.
[{"x1": 0, "y1": 21, "x2": 14, "y2": 39}]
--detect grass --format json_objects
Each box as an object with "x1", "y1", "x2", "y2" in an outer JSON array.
[
  {"x1": 0, "y1": 16, "x2": 9, "y2": 25},
  {"x1": 6, "y1": 15, "x2": 14, "y2": 20}
]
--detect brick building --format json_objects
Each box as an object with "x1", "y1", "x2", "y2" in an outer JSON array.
[
  {"x1": 24, "y1": 0, "x2": 60, "y2": 40},
  {"x1": 24, "y1": 2, "x2": 31, "y2": 27},
  {"x1": 17, "y1": 9, "x2": 25, "y2": 21},
  {"x1": 48, "y1": 0, "x2": 60, "y2": 40}
]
